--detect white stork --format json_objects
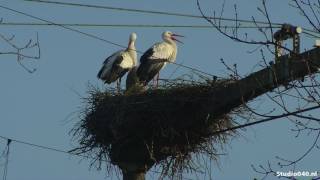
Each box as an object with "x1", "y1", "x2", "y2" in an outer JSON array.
[
  {"x1": 97, "y1": 33, "x2": 137, "y2": 91},
  {"x1": 137, "y1": 31, "x2": 183, "y2": 87}
]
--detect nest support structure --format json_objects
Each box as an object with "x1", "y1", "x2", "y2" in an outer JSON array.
[
  {"x1": 72, "y1": 47, "x2": 320, "y2": 179},
  {"x1": 73, "y1": 80, "x2": 244, "y2": 179}
]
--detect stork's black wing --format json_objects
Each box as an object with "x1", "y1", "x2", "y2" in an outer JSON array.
[{"x1": 137, "y1": 48, "x2": 166, "y2": 84}]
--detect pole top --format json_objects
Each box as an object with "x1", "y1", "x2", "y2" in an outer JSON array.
[{"x1": 274, "y1": 24, "x2": 302, "y2": 41}]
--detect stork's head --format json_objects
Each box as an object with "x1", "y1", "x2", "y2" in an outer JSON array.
[
  {"x1": 162, "y1": 31, "x2": 184, "y2": 43},
  {"x1": 129, "y1": 32, "x2": 137, "y2": 42}
]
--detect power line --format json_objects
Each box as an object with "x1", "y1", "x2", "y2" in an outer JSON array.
[
  {"x1": 212, "y1": 105, "x2": 320, "y2": 135},
  {"x1": 23, "y1": 0, "x2": 320, "y2": 36},
  {"x1": 0, "y1": 22, "x2": 281, "y2": 29},
  {"x1": 0, "y1": 135, "x2": 167, "y2": 176},
  {"x1": 0, "y1": 4, "x2": 216, "y2": 77},
  {"x1": 1, "y1": 139, "x2": 11, "y2": 180},
  {"x1": 23, "y1": 0, "x2": 283, "y2": 27},
  {"x1": 0, "y1": 5, "x2": 126, "y2": 49},
  {"x1": 2, "y1": 22, "x2": 319, "y2": 40},
  {"x1": 302, "y1": 30, "x2": 320, "y2": 39},
  {"x1": 0, "y1": 135, "x2": 93, "y2": 160},
  {"x1": 4, "y1": 21, "x2": 320, "y2": 38}
]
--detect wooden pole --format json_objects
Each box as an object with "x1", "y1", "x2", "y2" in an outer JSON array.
[
  {"x1": 118, "y1": 163, "x2": 148, "y2": 180},
  {"x1": 210, "y1": 48, "x2": 320, "y2": 117},
  {"x1": 122, "y1": 170, "x2": 146, "y2": 180}
]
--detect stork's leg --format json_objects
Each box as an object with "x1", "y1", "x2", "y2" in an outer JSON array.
[
  {"x1": 116, "y1": 78, "x2": 120, "y2": 93},
  {"x1": 152, "y1": 77, "x2": 156, "y2": 88},
  {"x1": 152, "y1": 74, "x2": 157, "y2": 89},
  {"x1": 156, "y1": 73, "x2": 160, "y2": 88},
  {"x1": 119, "y1": 78, "x2": 122, "y2": 93}
]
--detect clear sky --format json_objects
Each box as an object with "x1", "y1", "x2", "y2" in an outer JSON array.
[{"x1": 0, "y1": 0, "x2": 319, "y2": 180}]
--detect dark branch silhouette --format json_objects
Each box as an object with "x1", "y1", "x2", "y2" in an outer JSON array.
[{"x1": 0, "y1": 18, "x2": 40, "y2": 73}]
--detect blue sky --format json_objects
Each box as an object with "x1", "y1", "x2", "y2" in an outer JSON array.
[{"x1": 0, "y1": 0, "x2": 319, "y2": 179}]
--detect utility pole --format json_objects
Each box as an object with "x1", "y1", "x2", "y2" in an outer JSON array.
[
  {"x1": 209, "y1": 24, "x2": 317, "y2": 117},
  {"x1": 111, "y1": 46, "x2": 320, "y2": 180},
  {"x1": 114, "y1": 47, "x2": 320, "y2": 180},
  {"x1": 209, "y1": 47, "x2": 320, "y2": 116},
  {"x1": 79, "y1": 25, "x2": 320, "y2": 180}
]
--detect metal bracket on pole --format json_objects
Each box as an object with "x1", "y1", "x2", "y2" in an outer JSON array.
[
  {"x1": 273, "y1": 24, "x2": 302, "y2": 86},
  {"x1": 274, "y1": 24, "x2": 302, "y2": 63}
]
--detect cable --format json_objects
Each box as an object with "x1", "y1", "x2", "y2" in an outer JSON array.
[
  {"x1": 211, "y1": 104, "x2": 320, "y2": 135},
  {"x1": 303, "y1": 30, "x2": 320, "y2": 39},
  {"x1": 0, "y1": 135, "x2": 96, "y2": 160},
  {"x1": 0, "y1": 22, "x2": 281, "y2": 29},
  {"x1": 0, "y1": 5, "x2": 126, "y2": 49},
  {"x1": 23, "y1": 0, "x2": 320, "y2": 36},
  {"x1": 2, "y1": 22, "x2": 319, "y2": 42},
  {"x1": 23, "y1": 0, "x2": 283, "y2": 27},
  {"x1": 0, "y1": 135, "x2": 167, "y2": 176},
  {"x1": 0, "y1": 4, "x2": 217, "y2": 77},
  {"x1": 1, "y1": 139, "x2": 11, "y2": 180}
]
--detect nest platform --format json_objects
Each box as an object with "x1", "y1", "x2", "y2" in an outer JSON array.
[{"x1": 72, "y1": 79, "x2": 240, "y2": 176}]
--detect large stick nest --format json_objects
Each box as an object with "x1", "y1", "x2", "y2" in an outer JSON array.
[{"x1": 71, "y1": 78, "x2": 240, "y2": 176}]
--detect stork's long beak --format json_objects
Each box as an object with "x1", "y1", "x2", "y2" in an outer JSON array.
[{"x1": 172, "y1": 33, "x2": 184, "y2": 44}]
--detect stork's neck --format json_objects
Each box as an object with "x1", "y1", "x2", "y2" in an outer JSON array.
[
  {"x1": 127, "y1": 40, "x2": 136, "y2": 51},
  {"x1": 164, "y1": 38, "x2": 178, "y2": 62},
  {"x1": 127, "y1": 40, "x2": 137, "y2": 65}
]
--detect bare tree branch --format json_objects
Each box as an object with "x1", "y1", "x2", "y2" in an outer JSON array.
[{"x1": 0, "y1": 19, "x2": 40, "y2": 73}]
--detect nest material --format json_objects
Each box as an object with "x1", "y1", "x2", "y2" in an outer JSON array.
[{"x1": 72, "y1": 79, "x2": 238, "y2": 176}]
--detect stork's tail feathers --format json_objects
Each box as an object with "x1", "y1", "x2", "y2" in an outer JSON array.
[
  {"x1": 137, "y1": 61, "x2": 165, "y2": 85},
  {"x1": 97, "y1": 67, "x2": 111, "y2": 84},
  {"x1": 97, "y1": 68, "x2": 103, "y2": 79}
]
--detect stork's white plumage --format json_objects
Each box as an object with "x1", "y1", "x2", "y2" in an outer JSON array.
[
  {"x1": 97, "y1": 33, "x2": 137, "y2": 90},
  {"x1": 137, "y1": 31, "x2": 183, "y2": 86}
]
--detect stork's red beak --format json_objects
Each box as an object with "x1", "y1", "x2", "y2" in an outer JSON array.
[{"x1": 171, "y1": 33, "x2": 184, "y2": 44}]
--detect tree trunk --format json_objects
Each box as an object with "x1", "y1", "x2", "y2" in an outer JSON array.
[{"x1": 122, "y1": 170, "x2": 146, "y2": 180}]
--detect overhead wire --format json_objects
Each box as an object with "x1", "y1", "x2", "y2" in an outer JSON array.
[
  {"x1": 302, "y1": 30, "x2": 320, "y2": 39},
  {"x1": 0, "y1": 135, "x2": 172, "y2": 176},
  {"x1": 0, "y1": 22, "x2": 281, "y2": 29},
  {"x1": 23, "y1": 0, "x2": 283, "y2": 26},
  {"x1": 1, "y1": 139, "x2": 11, "y2": 180},
  {"x1": 0, "y1": 135, "x2": 161, "y2": 175},
  {"x1": 22, "y1": 0, "x2": 320, "y2": 36},
  {"x1": 0, "y1": 135, "x2": 94, "y2": 160},
  {"x1": 6, "y1": 22, "x2": 320, "y2": 41},
  {"x1": 212, "y1": 104, "x2": 320, "y2": 135},
  {"x1": 0, "y1": 4, "x2": 217, "y2": 78}
]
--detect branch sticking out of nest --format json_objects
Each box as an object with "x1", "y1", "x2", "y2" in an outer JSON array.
[{"x1": 71, "y1": 77, "x2": 240, "y2": 178}]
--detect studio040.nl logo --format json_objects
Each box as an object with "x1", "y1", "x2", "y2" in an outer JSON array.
[{"x1": 276, "y1": 171, "x2": 319, "y2": 180}]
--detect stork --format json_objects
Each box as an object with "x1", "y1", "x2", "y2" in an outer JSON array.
[
  {"x1": 137, "y1": 31, "x2": 183, "y2": 87},
  {"x1": 97, "y1": 33, "x2": 137, "y2": 92}
]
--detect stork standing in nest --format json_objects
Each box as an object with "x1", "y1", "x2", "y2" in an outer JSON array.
[
  {"x1": 137, "y1": 31, "x2": 183, "y2": 87},
  {"x1": 97, "y1": 33, "x2": 137, "y2": 92}
]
